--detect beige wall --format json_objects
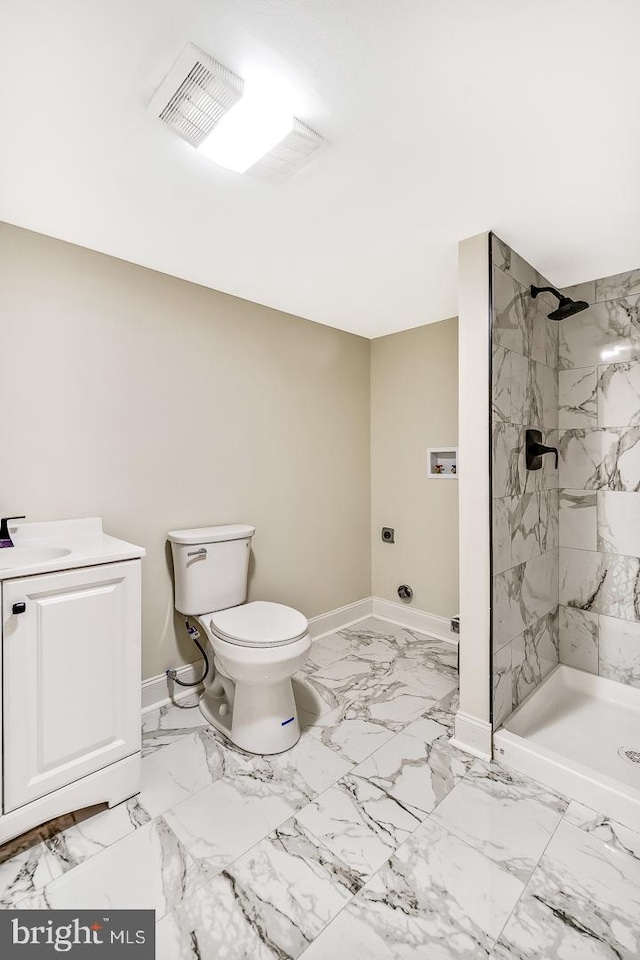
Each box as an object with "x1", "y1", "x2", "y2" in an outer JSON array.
[
  {"x1": 370, "y1": 318, "x2": 459, "y2": 618},
  {"x1": 0, "y1": 224, "x2": 371, "y2": 680}
]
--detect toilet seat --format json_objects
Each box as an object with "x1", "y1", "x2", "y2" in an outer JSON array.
[{"x1": 208, "y1": 600, "x2": 308, "y2": 648}]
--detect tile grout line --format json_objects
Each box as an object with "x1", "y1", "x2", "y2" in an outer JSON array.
[{"x1": 487, "y1": 795, "x2": 569, "y2": 954}]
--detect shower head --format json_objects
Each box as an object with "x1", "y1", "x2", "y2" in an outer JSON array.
[{"x1": 530, "y1": 285, "x2": 589, "y2": 321}]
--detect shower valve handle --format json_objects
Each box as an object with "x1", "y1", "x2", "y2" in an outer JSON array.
[{"x1": 525, "y1": 429, "x2": 558, "y2": 471}]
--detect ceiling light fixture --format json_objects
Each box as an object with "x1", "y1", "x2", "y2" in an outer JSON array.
[
  {"x1": 197, "y1": 87, "x2": 294, "y2": 173},
  {"x1": 149, "y1": 43, "x2": 327, "y2": 182}
]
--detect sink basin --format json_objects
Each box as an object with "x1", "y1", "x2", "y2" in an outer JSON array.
[{"x1": 0, "y1": 547, "x2": 71, "y2": 570}]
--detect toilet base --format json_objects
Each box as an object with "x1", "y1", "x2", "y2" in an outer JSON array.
[{"x1": 199, "y1": 674, "x2": 301, "y2": 755}]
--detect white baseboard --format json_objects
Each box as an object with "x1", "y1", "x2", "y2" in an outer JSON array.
[
  {"x1": 308, "y1": 597, "x2": 372, "y2": 640},
  {"x1": 372, "y1": 597, "x2": 459, "y2": 646},
  {"x1": 142, "y1": 596, "x2": 457, "y2": 712},
  {"x1": 451, "y1": 711, "x2": 492, "y2": 761},
  {"x1": 141, "y1": 661, "x2": 205, "y2": 712}
]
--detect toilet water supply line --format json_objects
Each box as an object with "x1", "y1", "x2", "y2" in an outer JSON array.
[{"x1": 166, "y1": 618, "x2": 210, "y2": 687}]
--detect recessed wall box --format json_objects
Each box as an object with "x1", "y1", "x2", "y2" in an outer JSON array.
[{"x1": 427, "y1": 447, "x2": 458, "y2": 478}]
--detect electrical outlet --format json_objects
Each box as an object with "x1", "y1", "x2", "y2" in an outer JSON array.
[{"x1": 381, "y1": 527, "x2": 395, "y2": 543}]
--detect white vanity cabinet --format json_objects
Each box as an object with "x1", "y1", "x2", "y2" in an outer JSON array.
[{"x1": 0, "y1": 519, "x2": 144, "y2": 845}]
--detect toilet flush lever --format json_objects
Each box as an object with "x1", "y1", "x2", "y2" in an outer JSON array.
[{"x1": 187, "y1": 548, "x2": 207, "y2": 557}]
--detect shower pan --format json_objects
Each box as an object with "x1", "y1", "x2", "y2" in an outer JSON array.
[{"x1": 494, "y1": 667, "x2": 640, "y2": 831}]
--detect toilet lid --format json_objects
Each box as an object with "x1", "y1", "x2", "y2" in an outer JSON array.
[{"x1": 208, "y1": 601, "x2": 309, "y2": 648}]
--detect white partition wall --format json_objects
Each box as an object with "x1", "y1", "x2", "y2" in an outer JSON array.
[{"x1": 452, "y1": 232, "x2": 493, "y2": 759}]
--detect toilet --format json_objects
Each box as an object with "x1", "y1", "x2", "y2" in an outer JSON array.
[{"x1": 167, "y1": 524, "x2": 310, "y2": 754}]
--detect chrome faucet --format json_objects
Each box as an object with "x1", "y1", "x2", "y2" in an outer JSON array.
[{"x1": 0, "y1": 515, "x2": 26, "y2": 548}]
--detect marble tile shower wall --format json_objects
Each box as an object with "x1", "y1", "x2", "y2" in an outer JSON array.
[
  {"x1": 491, "y1": 235, "x2": 560, "y2": 727},
  {"x1": 558, "y1": 266, "x2": 640, "y2": 689}
]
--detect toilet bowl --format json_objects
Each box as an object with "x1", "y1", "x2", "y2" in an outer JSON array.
[
  {"x1": 198, "y1": 600, "x2": 311, "y2": 753},
  {"x1": 167, "y1": 525, "x2": 310, "y2": 755}
]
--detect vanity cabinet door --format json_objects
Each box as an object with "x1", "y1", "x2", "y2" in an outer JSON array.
[{"x1": 2, "y1": 561, "x2": 141, "y2": 812}]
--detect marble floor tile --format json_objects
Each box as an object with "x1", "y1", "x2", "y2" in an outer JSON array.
[
  {"x1": 0, "y1": 841, "x2": 61, "y2": 908},
  {"x1": 422, "y1": 687, "x2": 460, "y2": 732},
  {"x1": 563, "y1": 800, "x2": 640, "y2": 861},
  {"x1": 9, "y1": 616, "x2": 635, "y2": 960},
  {"x1": 350, "y1": 719, "x2": 473, "y2": 820},
  {"x1": 298, "y1": 631, "x2": 457, "y2": 762},
  {"x1": 304, "y1": 634, "x2": 378, "y2": 672},
  {"x1": 139, "y1": 728, "x2": 251, "y2": 816},
  {"x1": 299, "y1": 817, "x2": 524, "y2": 960},
  {"x1": 163, "y1": 778, "x2": 299, "y2": 880},
  {"x1": 141, "y1": 697, "x2": 210, "y2": 756},
  {"x1": 27, "y1": 818, "x2": 207, "y2": 918},
  {"x1": 292, "y1": 674, "x2": 337, "y2": 720},
  {"x1": 316, "y1": 634, "x2": 395, "y2": 667},
  {"x1": 301, "y1": 707, "x2": 397, "y2": 764},
  {"x1": 155, "y1": 880, "x2": 274, "y2": 960},
  {"x1": 163, "y1": 735, "x2": 352, "y2": 877},
  {"x1": 157, "y1": 818, "x2": 361, "y2": 960},
  {"x1": 304, "y1": 628, "x2": 375, "y2": 670},
  {"x1": 388, "y1": 658, "x2": 458, "y2": 701},
  {"x1": 493, "y1": 820, "x2": 640, "y2": 960},
  {"x1": 295, "y1": 773, "x2": 420, "y2": 885},
  {"x1": 43, "y1": 800, "x2": 148, "y2": 878},
  {"x1": 242, "y1": 732, "x2": 354, "y2": 801},
  {"x1": 318, "y1": 619, "x2": 402, "y2": 663},
  {"x1": 431, "y1": 761, "x2": 567, "y2": 883},
  {"x1": 300, "y1": 655, "x2": 441, "y2": 732},
  {"x1": 41, "y1": 728, "x2": 252, "y2": 877},
  {"x1": 390, "y1": 626, "x2": 458, "y2": 670}
]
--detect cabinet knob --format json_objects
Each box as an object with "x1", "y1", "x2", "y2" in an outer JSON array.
[{"x1": 12, "y1": 602, "x2": 26, "y2": 615}]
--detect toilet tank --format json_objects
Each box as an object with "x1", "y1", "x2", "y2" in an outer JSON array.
[{"x1": 167, "y1": 524, "x2": 255, "y2": 615}]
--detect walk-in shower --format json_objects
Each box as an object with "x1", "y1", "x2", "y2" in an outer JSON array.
[{"x1": 491, "y1": 234, "x2": 640, "y2": 832}]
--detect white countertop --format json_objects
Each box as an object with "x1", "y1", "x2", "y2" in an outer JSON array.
[{"x1": 0, "y1": 518, "x2": 145, "y2": 580}]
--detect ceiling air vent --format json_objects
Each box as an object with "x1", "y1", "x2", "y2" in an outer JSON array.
[
  {"x1": 148, "y1": 43, "x2": 243, "y2": 148},
  {"x1": 247, "y1": 119, "x2": 326, "y2": 182}
]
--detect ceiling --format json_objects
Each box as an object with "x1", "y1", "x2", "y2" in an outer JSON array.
[{"x1": 1, "y1": 1, "x2": 639, "y2": 338}]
